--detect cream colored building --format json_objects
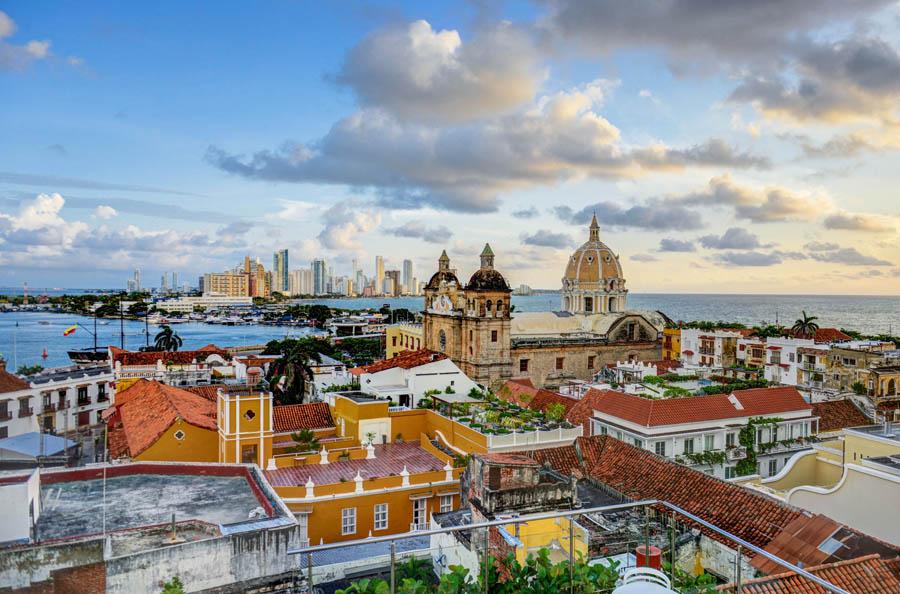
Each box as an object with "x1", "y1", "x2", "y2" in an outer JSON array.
[
  {"x1": 203, "y1": 272, "x2": 249, "y2": 297},
  {"x1": 741, "y1": 423, "x2": 900, "y2": 546}
]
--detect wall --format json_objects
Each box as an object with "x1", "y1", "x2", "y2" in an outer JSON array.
[
  {"x1": 675, "y1": 536, "x2": 755, "y2": 583},
  {"x1": 760, "y1": 450, "x2": 842, "y2": 492},
  {"x1": 137, "y1": 420, "x2": 218, "y2": 462},
  {"x1": 0, "y1": 471, "x2": 39, "y2": 545},
  {"x1": 787, "y1": 464, "x2": 900, "y2": 546},
  {"x1": 0, "y1": 538, "x2": 104, "y2": 590},
  {"x1": 512, "y1": 341, "x2": 661, "y2": 389}
]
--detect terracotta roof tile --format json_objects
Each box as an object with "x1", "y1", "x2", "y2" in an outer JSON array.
[
  {"x1": 530, "y1": 445, "x2": 586, "y2": 478},
  {"x1": 583, "y1": 386, "x2": 812, "y2": 428},
  {"x1": 718, "y1": 554, "x2": 900, "y2": 593},
  {"x1": 350, "y1": 349, "x2": 446, "y2": 375},
  {"x1": 787, "y1": 327, "x2": 853, "y2": 343},
  {"x1": 811, "y1": 400, "x2": 871, "y2": 432},
  {"x1": 183, "y1": 384, "x2": 224, "y2": 402},
  {"x1": 106, "y1": 379, "x2": 217, "y2": 459},
  {"x1": 0, "y1": 365, "x2": 29, "y2": 394},
  {"x1": 273, "y1": 402, "x2": 335, "y2": 433},
  {"x1": 109, "y1": 346, "x2": 229, "y2": 366}
]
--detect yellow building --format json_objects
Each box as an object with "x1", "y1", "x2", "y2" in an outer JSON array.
[
  {"x1": 662, "y1": 327, "x2": 681, "y2": 361},
  {"x1": 203, "y1": 272, "x2": 250, "y2": 297},
  {"x1": 740, "y1": 423, "x2": 900, "y2": 546},
  {"x1": 859, "y1": 365, "x2": 900, "y2": 408},
  {"x1": 386, "y1": 323, "x2": 424, "y2": 358},
  {"x1": 502, "y1": 516, "x2": 589, "y2": 565},
  {"x1": 217, "y1": 387, "x2": 275, "y2": 467}
]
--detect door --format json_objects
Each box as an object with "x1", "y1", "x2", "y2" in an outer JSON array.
[
  {"x1": 412, "y1": 498, "x2": 427, "y2": 531},
  {"x1": 241, "y1": 444, "x2": 258, "y2": 464},
  {"x1": 77, "y1": 411, "x2": 91, "y2": 426}
]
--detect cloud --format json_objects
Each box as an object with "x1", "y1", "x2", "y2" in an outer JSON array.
[
  {"x1": 555, "y1": 200, "x2": 703, "y2": 231},
  {"x1": 0, "y1": 11, "x2": 52, "y2": 71},
  {"x1": 729, "y1": 35, "x2": 900, "y2": 123},
  {"x1": 0, "y1": 171, "x2": 204, "y2": 197},
  {"x1": 713, "y1": 251, "x2": 786, "y2": 267},
  {"x1": 317, "y1": 200, "x2": 381, "y2": 250},
  {"x1": 823, "y1": 212, "x2": 896, "y2": 233},
  {"x1": 540, "y1": 1, "x2": 891, "y2": 70},
  {"x1": 93, "y1": 205, "x2": 117, "y2": 220},
  {"x1": 336, "y1": 20, "x2": 541, "y2": 122},
  {"x1": 520, "y1": 229, "x2": 575, "y2": 249},
  {"x1": 806, "y1": 246, "x2": 892, "y2": 266},
  {"x1": 47, "y1": 144, "x2": 67, "y2": 156},
  {"x1": 265, "y1": 199, "x2": 321, "y2": 222},
  {"x1": 384, "y1": 220, "x2": 454, "y2": 244},
  {"x1": 673, "y1": 174, "x2": 829, "y2": 223},
  {"x1": 207, "y1": 81, "x2": 767, "y2": 213},
  {"x1": 511, "y1": 207, "x2": 539, "y2": 219},
  {"x1": 698, "y1": 227, "x2": 768, "y2": 250},
  {"x1": 658, "y1": 238, "x2": 695, "y2": 252},
  {"x1": 631, "y1": 253, "x2": 659, "y2": 262},
  {"x1": 804, "y1": 241, "x2": 840, "y2": 252},
  {"x1": 801, "y1": 134, "x2": 873, "y2": 158}
]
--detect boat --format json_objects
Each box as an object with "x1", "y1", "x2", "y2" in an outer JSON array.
[
  {"x1": 39, "y1": 321, "x2": 51, "y2": 325},
  {"x1": 67, "y1": 346, "x2": 110, "y2": 364}
]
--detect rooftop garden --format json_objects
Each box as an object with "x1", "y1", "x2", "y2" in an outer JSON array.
[{"x1": 418, "y1": 387, "x2": 575, "y2": 435}]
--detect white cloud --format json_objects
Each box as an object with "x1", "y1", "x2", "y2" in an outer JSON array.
[
  {"x1": 317, "y1": 200, "x2": 381, "y2": 251},
  {"x1": 93, "y1": 205, "x2": 118, "y2": 219}
]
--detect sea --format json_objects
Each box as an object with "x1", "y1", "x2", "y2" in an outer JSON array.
[{"x1": 1, "y1": 292, "x2": 898, "y2": 370}]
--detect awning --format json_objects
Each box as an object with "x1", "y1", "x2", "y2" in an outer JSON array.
[
  {"x1": 436, "y1": 490, "x2": 458, "y2": 497},
  {"x1": 409, "y1": 491, "x2": 434, "y2": 500}
]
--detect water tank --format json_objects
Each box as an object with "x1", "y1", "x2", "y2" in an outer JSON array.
[{"x1": 635, "y1": 545, "x2": 662, "y2": 570}]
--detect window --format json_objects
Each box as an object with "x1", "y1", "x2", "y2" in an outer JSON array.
[
  {"x1": 683, "y1": 438, "x2": 695, "y2": 454},
  {"x1": 412, "y1": 499, "x2": 427, "y2": 530},
  {"x1": 77, "y1": 386, "x2": 89, "y2": 405},
  {"x1": 244, "y1": 409, "x2": 256, "y2": 421},
  {"x1": 725, "y1": 432, "x2": 736, "y2": 448},
  {"x1": 342, "y1": 508, "x2": 357, "y2": 535},
  {"x1": 519, "y1": 359, "x2": 529, "y2": 372},
  {"x1": 97, "y1": 383, "x2": 107, "y2": 401},
  {"x1": 587, "y1": 356, "x2": 595, "y2": 369},
  {"x1": 584, "y1": 296, "x2": 593, "y2": 312},
  {"x1": 555, "y1": 357, "x2": 564, "y2": 370},
  {"x1": 768, "y1": 459, "x2": 778, "y2": 476},
  {"x1": 654, "y1": 441, "x2": 666, "y2": 456},
  {"x1": 0, "y1": 427, "x2": 6, "y2": 439},
  {"x1": 486, "y1": 300, "x2": 492, "y2": 312},
  {"x1": 704, "y1": 435, "x2": 714, "y2": 451},
  {"x1": 725, "y1": 466, "x2": 736, "y2": 479},
  {"x1": 174, "y1": 430, "x2": 186, "y2": 441},
  {"x1": 491, "y1": 330, "x2": 498, "y2": 343},
  {"x1": 241, "y1": 444, "x2": 258, "y2": 464},
  {"x1": 374, "y1": 503, "x2": 388, "y2": 530},
  {"x1": 392, "y1": 336, "x2": 397, "y2": 347},
  {"x1": 632, "y1": 438, "x2": 642, "y2": 448},
  {"x1": 440, "y1": 495, "x2": 453, "y2": 513},
  {"x1": 598, "y1": 424, "x2": 608, "y2": 435},
  {"x1": 0, "y1": 401, "x2": 8, "y2": 420},
  {"x1": 496, "y1": 300, "x2": 503, "y2": 313}
]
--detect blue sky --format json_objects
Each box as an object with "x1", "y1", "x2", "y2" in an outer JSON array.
[{"x1": 1, "y1": 1, "x2": 899, "y2": 294}]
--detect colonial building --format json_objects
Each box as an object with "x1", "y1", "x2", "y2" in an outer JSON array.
[{"x1": 423, "y1": 219, "x2": 666, "y2": 388}]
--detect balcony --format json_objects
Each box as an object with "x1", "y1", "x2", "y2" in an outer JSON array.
[
  {"x1": 77, "y1": 399, "x2": 92, "y2": 407},
  {"x1": 726, "y1": 446, "x2": 747, "y2": 461},
  {"x1": 18, "y1": 407, "x2": 34, "y2": 418},
  {"x1": 58, "y1": 400, "x2": 70, "y2": 410},
  {"x1": 698, "y1": 347, "x2": 715, "y2": 356},
  {"x1": 97, "y1": 393, "x2": 109, "y2": 402},
  {"x1": 800, "y1": 362, "x2": 827, "y2": 372},
  {"x1": 0, "y1": 411, "x2": 12, "y2": 421},
  {"x1": 42, "y1": 402, "x2": 57, "y2": 413}
]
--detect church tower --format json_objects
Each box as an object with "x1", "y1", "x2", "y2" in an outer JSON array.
[{"x1": 459, "y1": 244, "x2": 512, "y2": 387}]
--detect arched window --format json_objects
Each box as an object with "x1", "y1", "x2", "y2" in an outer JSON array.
[
  {"x1": 496, "y1": 300, "x2": 503, "y2": 314},
  {"x1": 438, "y1": 330, "x2": 447, "y2": 352},
  {"x1": 609, "y1": 297, "x2": 617, "y2": 313},
  {"x1": 486, "y1": 300, "x2": 493, "y2": 313}
]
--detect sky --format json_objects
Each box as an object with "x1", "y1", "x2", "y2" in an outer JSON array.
[{"x1": 1, "y1": 1, "x2": 899, "y2": 294}]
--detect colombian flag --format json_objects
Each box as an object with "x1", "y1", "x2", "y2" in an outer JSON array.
[{"x1": 63, "y1": 325, "x2": 77, "y2": 336}]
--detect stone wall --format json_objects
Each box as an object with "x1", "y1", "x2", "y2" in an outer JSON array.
[{"x1": 511, "y1": 341, "x2": 661, "y2": 388}]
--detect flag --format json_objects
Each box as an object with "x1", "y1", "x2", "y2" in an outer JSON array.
[{"x1": 63, "y1": 325, "x2": 77, "y2": 336}]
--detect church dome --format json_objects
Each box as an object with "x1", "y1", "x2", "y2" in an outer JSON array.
[
  {"x1": 563, "y1": 214, "x2": 623, "y2": 284},
  {"x1": 426, "y1": 249, "x2": 460, "y2": 290},
  {"x1": 465, "y1": 243, "x2": 511, "y2": 292}
]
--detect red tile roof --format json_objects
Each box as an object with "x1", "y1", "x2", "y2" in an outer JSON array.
[
  {"x1": 478, "y1": 453, "x2": 539, "y2": 466},
  {"x1": 109, "y1": 345, "x2": 229, "y2": 366},
  {"x1": 273, "y1": 402, "x2": 335, "y2": 433},
  {"x1": 584, "y1": 386, "x2": 812, "y2": 428},
  {"x1": 350, "y1": 349, "x2": 446, "y2": 376},
  {"x1": 788, "y1": 327, "x2": 853, "y2": 343},
  {"x1": 498, "y1": 379, "x2": 578, "y2": 416},
  {"x1": 0, "y1": 365, "x2": 29, "y2": 394},
  {"x1": 811, "y1": 400, "x2": 871, "y2": 432},
  {"x1": 106, "y1": 379, "x2": 217, "y2": 459},
  {"x1": 566, "y1": 389, "x2": 620, "y2": 434},
  {"x1": 183, "y1": 385, "x2": 224, "y2": 402},
  {"x1": 264, "y1": 441, "x2": 445, "y2": 486},
  {"x1": 718, "y1": 554, "x2": 900, "y2": 593}
]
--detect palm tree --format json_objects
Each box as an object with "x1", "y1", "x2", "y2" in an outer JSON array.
[
  {"x1": 154, "y1": 324, "x2": 183, "y2": 351},
  {"x1": 266, "y1": 340, "x2": 322, "y2": 405},
  {"x1": 287, "y1": 429, "x2": 320, "y2": 454},
  {"x1": 791, "y1": 311, "x2": 820, "y2": 339}
]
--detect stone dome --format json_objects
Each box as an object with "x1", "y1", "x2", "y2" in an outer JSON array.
[
  {"x1": 560, "y1": 214, "x2": 627, "y2": 314},
  {"x1": 466, "y1": 268, "x2": 510, "y2": 291},
  {"x1": 564, "y1": 216, "x2": 623, "y2": 284},
  {"x1": 426, "y1": 250, "x2": 459, "y2": 290}
]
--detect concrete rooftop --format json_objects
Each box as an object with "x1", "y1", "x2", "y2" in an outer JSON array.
[{"x1": 36, "y1": 472, "x2": 269, "y2": 542}]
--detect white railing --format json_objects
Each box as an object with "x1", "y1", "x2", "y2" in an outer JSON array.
[{"x1": 486, "y1": 425, "x2": 583, "y2": 450}]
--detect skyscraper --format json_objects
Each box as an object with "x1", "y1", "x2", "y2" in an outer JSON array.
[
  {"x1": 375, "y1": 255, "x2": 385, "y2": 296},
  {"x1": 402, "y1": 259, "x2": 413, "y2": 294},
  {"x1": 273, "y1": 249, "x2": 289, "y2": 294},
  {"x1": 312, "y1": 259, "x2": 328, "y2": 295}
]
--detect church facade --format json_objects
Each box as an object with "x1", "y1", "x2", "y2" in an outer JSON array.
[{"x1": 423, "y1": 217, "x2": 666, "y2": 389}]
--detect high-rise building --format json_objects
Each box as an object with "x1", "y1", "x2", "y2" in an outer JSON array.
[
  {"x1": 171, "y1": 272, "x2": 178, "y2": 290},
  {"x1": 385, "y1": 270, "x2": 401, "y2": 297},
  {"x1": 134, "y1": 269, "x2": 141, "y2": 292},
  {"x1": 402, "y1": 259, "x2": 413, "y2": 294},
  {"x1": 312, "y1": 259, "x2": 328, "y2": 295},
  {"x1": 160, "y1": 274, "x2": 168, "y2": 291},
  {"x1": 203, "y1": 272, "x2": 249, "y2": 297},
  {"x1": 273, "y1": 249, "x2": 289, "y2": 294},
  {"x1": 375, "y1": 255, "x2": 385, "y2": 296},
  {"x1": 289, "y1": 268, "x2": 314, "y2": 296}
]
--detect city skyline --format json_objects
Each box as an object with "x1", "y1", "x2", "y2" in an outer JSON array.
[{"x1": 1, "y1": 3, "x2": 900, "y2": 294}]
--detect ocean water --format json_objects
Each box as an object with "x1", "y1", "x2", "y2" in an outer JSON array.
[{"x1": 1, "y1": 293, "x2": 897, "y2": 370}]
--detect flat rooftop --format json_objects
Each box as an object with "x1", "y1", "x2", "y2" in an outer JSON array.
[
  {"x1": 36, "y1": 467, "x2": 274, "y2": 542},
  {"x1": 28, "y1": 364, "x2": 111, "y2": 384},
  {"x1": 846, "y1": 424, "x2": 900, "y2": 443},
  {"x1": 265, "y1": 441, "x2": 446, "y2": 486}
]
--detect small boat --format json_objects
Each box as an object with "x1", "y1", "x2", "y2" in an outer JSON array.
[
  {"x1": 42, "y1": 348, "x2": 48, "y2": 359},
  {"x1": 39, "y1": 321, "x2": 51, "y2": 325}
]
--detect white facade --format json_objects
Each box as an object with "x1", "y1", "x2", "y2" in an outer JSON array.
[
  {"x1": 764, "y1": 337, "x2": 815, "y2": 386},
  {"x1": 357, "y1": 358, "x2": 478, "y2": 409},
  {"x1": 156, "y1": 295, "x2": 253, "y2": 313},
  {"x1": 679, "y1": 329, "x2": 742, "y2": 368},
  {"x1": 311, "y1": 354, "x2": 351, "y2": 396},
  {"x1": 0, "y1": 469, "x2": 40, "y2": 545},
  {"x1": 591, "y1": 405, "x2": 817, "y2": 479},
  {"x1": 112, "y1": 353, "x2": 233, "y2": 386}
]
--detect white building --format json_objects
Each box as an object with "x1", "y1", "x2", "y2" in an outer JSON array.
[
  {"x1": 679, "y1": 329, "x2": 742, "y2": 369},
  {"x1": 349, "y1": 351, "x2": 479, "y2": 409},
  {"x1": 763, "y1": 337, "x2": 815, "y2": 386},
  {"x1": 155, "y1": 295, "x2": 253, "y2": 313},
  {"x1": 0, "y1": 361, "x2": 115, "y2": 439},
  {"x1": 0, "y1": 469, "x2": 40, "y2": 544},
  {"x1": 587, "y1": 386, "x2": 818, "y2": 479},
  {"x1": 310, "y1": 353, "x2": 351, "y2": 396}
]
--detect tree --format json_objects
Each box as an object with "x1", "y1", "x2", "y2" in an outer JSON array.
[
  {"x1": 791, "y1": 310, "x2": 819, "y2": 339},
  {"x1": 161, "y1": 576, "x2": 185, "y2": 594},
  {"x1": 154, "y1": 325, "x2": 183, "y2": 352},
  {"x1": 287, "y1": 429, "x2": 320, "y2": 453},
  {"x1": 127, "y1": 301, "x2": 148, "y2": 317},
  {"x1": 17, "y1": 364, "x2": 43, "y2": 376},
  {"x1": 851, "y1": 381, "x2": 867, "y2": 395},
  {"x1": 308, "y1": 304, "x2": 332, "y2": 328},
  {"x1": 266, "y1": 339, "x2": 323, "y2": 405},
  {"x1": 545, "y1": 403, "x2": 566, "y2": 422}
]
